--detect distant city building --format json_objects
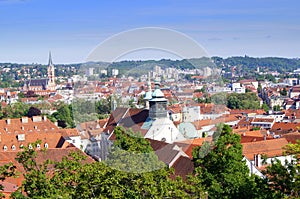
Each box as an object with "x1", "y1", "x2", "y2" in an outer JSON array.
[
  {"x1": 112, "y1": 69, "x2": 119, "y2": 76},
  {"x1": 100, "y1": 69, "x2": 108, "y2": 76},
  {"x1": 231, "y1": 82, "x2": 245, "y2": 93},
  {"x1": 86, "y1": 67, "x2": 94, "y2": 76},
  {"x1": 23, "y1": 52, "x2": 56, "y2": 92},
  {"x1": 284, "y1": 78, "x2": 299, "y2": 86}
]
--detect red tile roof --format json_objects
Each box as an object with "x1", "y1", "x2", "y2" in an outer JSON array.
[
  {"x1": 271, "y1": 122, "x2": 300, "y2": 135},
  {"x1": 282, "y1": 132, "x2": 300, "y2": 143},
  {"x1": 0, "y1": 146, "x2": 94, "y2": 189},
  {"x1": 242, "y1": 138, "x2": 288, "y2": 160}
]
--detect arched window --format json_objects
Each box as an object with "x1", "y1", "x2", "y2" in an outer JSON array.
[
  {"x1": 3, "y1": 145, "x2": 7, "y2": 151},
  {"x1": 44, "y1": 143, "x2": 48, "y2": 148},
  {"x1": 11, "y1": 145, "x2": 16, "y2": 150}
]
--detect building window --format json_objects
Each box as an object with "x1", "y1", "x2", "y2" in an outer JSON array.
[
  {"x1": 44, "y1": 143, "x2": 48, "y2": 148},
  {"x1": 28, "y1": 144, "x2": 33, "y2": 150},
  {"x1": 3, "y1": 145, "x2": 7, "y2": 151},
  {"x1": 11, "y1": 145, "x2": 16, "y2": 150},
  {"x1": 36, "y1": 144, "x2": 40, "y2": 149}
]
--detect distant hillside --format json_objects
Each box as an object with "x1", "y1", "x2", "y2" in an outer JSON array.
[
  {"x1": 212, "y1": 56, "x2": 300, "y2": 73},
  {"x1": 1, "y1": 56, "x2": 300, "y2": 83}
]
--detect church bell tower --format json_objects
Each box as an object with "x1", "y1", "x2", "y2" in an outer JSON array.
[
  {"x1": 47, "y1": 51, "x2": 56, "y2": 90},
  {"x1": 149, "y1": 82, "x2": 168, "y2": 119}
]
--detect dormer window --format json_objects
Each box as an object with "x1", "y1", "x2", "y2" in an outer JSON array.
[
  {"x1": 44, "y1": 143, "x2": 48, "y2": 148},
  {"x1": 3, "y1": 145, "x2": 7, "y2": 151},
  {"x1": 11, "y1": 145, "x2": 16, "y2": 150},
  {"x1": 36, "y1": 144, "x2": 40, "y2": 150},
  {"x1": 28, "y1": 144, "x2": 33, "y2": 150}
]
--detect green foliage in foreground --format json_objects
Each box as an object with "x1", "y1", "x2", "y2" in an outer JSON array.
[
  {"x1": 192, "y1": 124, "x2": 277, "y2": 199},
  {"x1": 1, "y1": 128, "x2": 204, "y2": 199},
  {"x1": 1, "y1": 125, "x2": 299, "y2": 198},
  {"x1": 262, "y1": 140, "x2": 300, "y2": 198}
]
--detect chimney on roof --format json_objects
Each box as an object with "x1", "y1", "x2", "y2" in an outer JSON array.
[
  {"x1": 6, "y1": 119, "x2": 11, "y2": 125},
  {"x1": 21, "y1": 117, "x2": 28, "y2": 124},
  {"x1": 32, "y1": 116, "x2": 42, "y2": 122},
  {"x1": 254, "y1": 154, "x2": 262, "y2": 167}
]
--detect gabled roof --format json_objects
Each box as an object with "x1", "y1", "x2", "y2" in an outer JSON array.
[
  {"x1": 271, "y1": 122, "x2": 300, "y2": 135},
  {"x1": 104, "y1": 107, "x2": 128, "y2": 133},
  {"x1": 105, "y1": 108, "x2": 149, "y2": 138},
  {"x1": 117, "y1": 108, "x2": 149, "y2": 136},
  {"x1": 171, "y1": 156, "x2": 194, "y2": 180},
  {"x1": 282, "y1": 132, "x2": 300, "y2": 143},
  {"x1": 242, "y1": 138, "x2": 288, "y2": 160},
  {"x1": 252, "y1": 118, "x2": 274, "y2": 123},
  {"x1": 0, "y1": 146, "x2": 94, "y2": 187},
  {"x1": 147, "y1": 138, "x2": 194, "y2": 179}
]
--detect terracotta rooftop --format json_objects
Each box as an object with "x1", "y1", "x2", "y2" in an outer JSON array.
[
  {"x1": 0, "y1": 146, "x2": 94, "y2": 189},
  {"x1": 0, "y1": 117, "x2": 72, "y2": 152},
  {"x1": 193, "y1": 115, "x2": 240, "y2": 130},
  {"x1": 230, "y1": 109, "x2": 265, "y2": 115},
  {"x1": 242, "y1": 138, "x2": 288, "y2": 160},
  {"x1": 252, "y1": 118, "x2": 274, "y2": 123},
  {"x1": 281, "y1": 132, "x2": 300, "y2": 143},
  {"x1": 271, "y1": 122, "x2": 300, "y2": 135}
]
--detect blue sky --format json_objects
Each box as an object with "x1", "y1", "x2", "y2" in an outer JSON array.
[{"x1": 0, "y1": 0, "x2": 299, "y2": 63}]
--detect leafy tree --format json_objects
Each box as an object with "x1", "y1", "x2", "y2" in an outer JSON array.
[
  {"x1": 211, "y1": 92, "x2": 227, "y2": 105},
  {"x1": 0, "y1": 163, "x2": 17, "y2": 198},
  {"x1": 9, "y1": 130, "x2": 201, "y2": 198},
  {"x1": 3, "y1": 102, "x2": 29, "y2": 118},
  {"x1": 17, "y1": 92, "x2": 25, "y2": 99},
  {"x1": 226, "y1": 93, "x2": 260, "y2": 109},
  {"x1": 280, "y1": 88, "x2": 288, "y2": 96},
  {"x1": 27, "y1": 107, "x2": 41, "y2": 117},
  {"x1": 273, "y1": 105, "x2": 281, "y2": 111},
  {"x1": 52, "y1": 104, "x2": 74, "y2": 128},
  {"x1": 192, "y1": 124, "x2": 275, "y2": 199},
  {"x1": 0, "y1": 103, "x2": 3, "y2": 119},
  {"x1": 262, "y1": 141, "x2": 300, "y2": 198},
  {"x1": 257, "y1": 83, "x2": 262, "y2": 94},
  {"x1": 95, "y1": 97, "x2": 112, "y2": 114},
  {"x1": 262, "y1": 103, "x2": 270, "y2": 112}
]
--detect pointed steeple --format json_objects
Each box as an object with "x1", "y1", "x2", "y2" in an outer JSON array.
[{"x1": 48, "y1": 51, "x2": 53, "y2": 66}]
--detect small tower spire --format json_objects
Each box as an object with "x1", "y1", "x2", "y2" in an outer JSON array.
[
  {"x1": 48, "y1": 51, "x2": 53, "y2": 66},
  {"x1": 47, "y1": 51, "x2": 56, "y2": 90}
]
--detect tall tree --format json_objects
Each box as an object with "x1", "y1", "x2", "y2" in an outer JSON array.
[
  {"x1": 192, "y1": 124, "x2": 275, "y2": 199},
  {"x1": 27, "y1": 107, "x2": 41, "y2": 117},
  {"x1": 262, "y1": 140, "x2": 300, "y2": 198}
]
